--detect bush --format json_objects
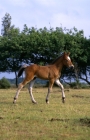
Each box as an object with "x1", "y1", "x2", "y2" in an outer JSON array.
[
  {"x1": 0, "y1": 77, "x2": 11, "y2": 89},
  {"x1": 70, "y1": 82, "x2": 81, "y2": 88}
]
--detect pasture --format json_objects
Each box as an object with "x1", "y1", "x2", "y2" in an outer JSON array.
[{"x1": 0, "y1": 87, "x2": 90, "y2": 140}]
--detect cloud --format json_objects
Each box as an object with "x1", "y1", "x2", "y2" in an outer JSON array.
[
  {"x1": 7, "y1": 0, "x2": 31, "y2": 7},
  {"x1": 51, "y1": 12, "x2": 90, "y2": 37},
  {"x1": 35, "y1": 0, "x2": 56, "y2": 6},
  {"x1": 0, "y1": 0, "x2": 90, "y2": 37}
]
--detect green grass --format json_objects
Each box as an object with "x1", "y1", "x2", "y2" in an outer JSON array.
[{"x1": 0, "y1": 87, "x2": 90, "y2": 140}]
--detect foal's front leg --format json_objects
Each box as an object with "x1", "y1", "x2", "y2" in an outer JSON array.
[
  {"x1": 46, "y1": 88, "x2": 51, "y2": 104},
  {"x1": 55, "y1": 79, "x2": 65, "y2": 103}
]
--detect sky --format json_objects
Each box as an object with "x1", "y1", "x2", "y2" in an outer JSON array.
[{"x1": 0, "y1": 0, "x2": 90, "y2": 79}]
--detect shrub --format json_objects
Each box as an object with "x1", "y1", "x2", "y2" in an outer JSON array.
[
  {"x1": 70, "y1": 82, "x2": 81, "y2": 89},
  {"x1": 0, "y1": 77, "x2": 11, "y2": 89}
]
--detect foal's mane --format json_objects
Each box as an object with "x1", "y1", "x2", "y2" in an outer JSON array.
[{"x1": 51, "y1": 53, "x2": 64, "y2": 64}]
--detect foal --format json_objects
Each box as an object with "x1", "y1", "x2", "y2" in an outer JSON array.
[{"x1": 13, "y1": 52, "x2": 74, "y2": 104}]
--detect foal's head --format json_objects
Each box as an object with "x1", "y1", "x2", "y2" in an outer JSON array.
[{"x1": 63, "y1": 52, "x2": 74, "y2": 69}]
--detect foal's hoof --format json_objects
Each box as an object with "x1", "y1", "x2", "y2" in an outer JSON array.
[
  {"x1": 13, "y1": 100, "x2": 16, "y2": 104},
  {"x1": 13, "y1": 97, "x2": 16, "y2": 104},
  {"x1": 32, "y1": 101, "x2": 37, "y2": 104},
  {"x1": 46, "y1": 99, "x2": 49, "y2": 104},
  {"x1": 62, "y1": 97, "x2": 65, "y2": 103}
]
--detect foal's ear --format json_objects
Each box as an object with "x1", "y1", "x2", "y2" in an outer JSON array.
[
  {"x1": 64, "y1": 52, "x2": 70, "y2": 56},
  {"x1": 67, "y1": 52, "x2": 70, "y2": 56}
]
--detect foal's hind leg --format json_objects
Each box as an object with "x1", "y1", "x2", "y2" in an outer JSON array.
[
  {"x1": 13, "y1": 82, "x2": 24, "y2": 103},
  {"x1": 13, "y1": 78, "x2": 29, "y2": 103},
  {"x1": 28, "y1": 78, "x2": 37, "y2": 104}
]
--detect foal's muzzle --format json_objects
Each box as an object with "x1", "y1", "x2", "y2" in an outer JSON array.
[
  {"x1": 69, "y1": 65, "x2": 74, "y2": 70},
  {"x1": 67, "y1": 65, "x2": 74, "y2": 71}
]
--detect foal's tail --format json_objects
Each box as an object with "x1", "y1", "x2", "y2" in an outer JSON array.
[
  {"x1": 17, "y1": 64, "x2": 28, "y2": 78},
  {"x1": 15, "y1": 64, "x2": 28, "y2": 87}
]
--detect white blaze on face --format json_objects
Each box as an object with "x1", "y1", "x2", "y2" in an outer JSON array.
[
  {"x1": 67, "y1": 56, "x2": 74, "y2": 68},
  {"x1": 67, "y1": 56, "x2": 71, "y2": 61}
]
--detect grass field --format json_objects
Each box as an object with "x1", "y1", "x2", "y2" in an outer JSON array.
[{"x1": 0, "y1": 87, "x2": 90, "y2": 140}]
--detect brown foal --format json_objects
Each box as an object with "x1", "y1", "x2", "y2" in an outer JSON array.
[{"x1": 13, "y1": 52, "x2": 74, "y2": 104}]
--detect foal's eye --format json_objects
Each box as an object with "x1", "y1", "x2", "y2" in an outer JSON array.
[{"x1": 66, "y1": 59, "x2": 68, "y2": 62}]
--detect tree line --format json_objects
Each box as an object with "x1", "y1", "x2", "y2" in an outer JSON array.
[{"x1": 0, "y1": 13, "x2": 90, "y2": 84}]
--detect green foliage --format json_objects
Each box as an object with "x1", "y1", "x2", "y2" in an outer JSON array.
[
  {"x1": 0, "y1": 77, "x2": 11, "y2": 89},
  {"x1": 70, "y1": 82, "x2": 81, "y2": 88}
]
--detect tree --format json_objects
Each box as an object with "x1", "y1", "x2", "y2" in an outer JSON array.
[
  {"x1": 0, "y1": 19, "x2": 90, "y2": 85},
  {"x1": 1, "y1": 13, "x2": 12, "y2": 36}
]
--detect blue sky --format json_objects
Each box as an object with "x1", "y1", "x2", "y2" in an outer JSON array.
[{"x1": 0, "y1": 0, "x2": 90, "y2": 79}]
